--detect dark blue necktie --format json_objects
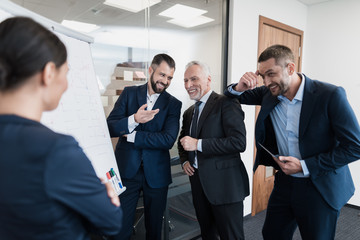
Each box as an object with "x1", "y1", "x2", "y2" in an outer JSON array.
[{"x1": 188, "y1": 101, "x2": 201, "y2": 165}]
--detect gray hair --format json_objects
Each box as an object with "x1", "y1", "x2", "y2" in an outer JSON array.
[{"x1": 185, "y1": 61, "x2": 211, "y2": 77}]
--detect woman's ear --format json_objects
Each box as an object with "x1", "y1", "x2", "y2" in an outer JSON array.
[{"x1": 41, "y1": 62, "x2": 56, "y2": 86}]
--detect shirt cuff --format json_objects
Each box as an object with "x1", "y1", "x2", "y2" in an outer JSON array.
[
  {"x1": 300, "y1": 160, "x2": 310, "y2": 176},
  {"x1": 182, "y1": 161, "x2": 189, "y2": 168},
  {"x1": 227, "y1": 84, "x2": 243, "y2": 95},
  {"x1": 128, "y1": 114, "x2": 139, "y2": 133},
  {"x1": 127, "y1": 131, "x2": 136, "y2": 143},
  {"x1": 197, "y1": 139, "x2": 202, "y2": 152}
]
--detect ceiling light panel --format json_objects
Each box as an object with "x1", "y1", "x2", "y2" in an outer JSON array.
[
  {"x1": 104, "y1": 0, "x2": 161, "y2": 13},
  {"x1": 167, "y1": 15, "x2": 214, "y2": 28},
  {"x1": 61, "y1": 20, "x2": 100, "y2": 33},
  {"x1": 159, "y1": 4, "x2": 207, "y2": 20}
]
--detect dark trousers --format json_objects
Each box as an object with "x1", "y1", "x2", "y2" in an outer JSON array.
[
  {"x1": 113, "y1": 167, "x2": 168, "y2": 240},
  {"x1": 189, "y1": 169, "x2": 244, "y2": 240},
  {"x1": 262, "y1": 171, "x2": 340, "y2": 240}
]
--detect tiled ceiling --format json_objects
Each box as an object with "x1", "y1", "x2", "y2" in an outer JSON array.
[
  {"x1": 9, "y1": 0, "x2": 223, "y2": 30},
  {"x1": 8, "y1": 0, "x2": 337, "y2": 32}
]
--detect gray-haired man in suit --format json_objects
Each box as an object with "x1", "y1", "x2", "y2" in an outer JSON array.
[{"x1": 178, "y1": 61, "x2": 249, "y2": 239}]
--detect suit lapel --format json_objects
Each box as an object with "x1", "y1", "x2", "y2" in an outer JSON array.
[
  {"x1": 299, "y1": 76, "x2": 316, "y2": 138},
  {"x1": 197, "y1": 91, "x2": 218, "y2": 136},
  {"x1": 140, "y1": 87, "x2": 170, "y2": 130},
  {"x1": 258, "y1": 93, "x2": 279, "y2": 122},
  {"x1": 153, "y1": 91, "x2": 169, "y2": 112},
  {"x1": 137, "y1": 83, "x2": 148, "y2": 108},
  {"x1": 185, "y1": 105, "x2": 195, "y2": 135}
]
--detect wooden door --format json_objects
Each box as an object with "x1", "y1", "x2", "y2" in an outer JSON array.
[{"x1": 251, "y1": 16, "x2": 304, "y2": 216}]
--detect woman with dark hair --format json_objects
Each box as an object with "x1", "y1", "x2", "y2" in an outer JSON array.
[{"x1": 0, "y1": 17, "x2": 122, "y2": 239}]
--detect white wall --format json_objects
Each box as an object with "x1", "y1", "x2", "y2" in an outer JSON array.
[
  {"x1": 303, "y1": 0, "x2": 360, "y2": 206},
  {"x1": 228, "y1": 0, "x2": 308, "y2": 216},
  {"x1": 167, "y1": 25, "x2": 223, "y2": 112}
]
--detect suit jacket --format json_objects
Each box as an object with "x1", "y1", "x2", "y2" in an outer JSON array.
[
  {"x1": 0, "y1": 115, "x2": 122, "y2": 239},
  {"x1": 107, "y1": 84, "x2": 182, "y2": 188},
  {"x1": 178, "y1": 91, "x2": 249, "y2": 205},
  {"x1": 225, "y1": 75, "x2": 360, "y2": 210}
]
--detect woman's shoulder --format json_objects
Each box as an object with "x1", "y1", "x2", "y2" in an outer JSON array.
[{"x1": 5, "y1": 116, "x2": 80, "y2": 158}]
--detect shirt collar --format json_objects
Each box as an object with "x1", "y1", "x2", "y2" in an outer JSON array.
[
  {"x1": 198, "y1": 90, "x2": 213, "y2": 104},
  {"x1": 147, "y1": 89, "x2": 160, "y2": 100}
]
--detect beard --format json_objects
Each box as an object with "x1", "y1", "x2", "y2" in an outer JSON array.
[
  {"x1": 187, "y1": 88, "x2": 202, "y2": 101},
  {"x1": 279, "y1": 82, "x2": 289, "y2": 96},
  {"x1": 278, "y1": 72, "x2": 291, "y2": 96},
  {"x1": 150, "y1": 73, "x2": 168, "y2": 93},
  {"x1": 276, "y1": 81, "x2": 288, "y2": 96},
  {"x1": 268, "y1": 82, "x2": 288, "y2": 97},
  {"x1": 269, "y1": 70, "x2": 290, "y2": 96}
]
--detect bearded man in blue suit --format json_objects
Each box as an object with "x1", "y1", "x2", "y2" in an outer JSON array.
[
  {"x1": 107, "y1": 54, "x2": 182, "y2": 240},
  {"x1": 225, "y1": 45, "x2": 360, "y2": 240}
]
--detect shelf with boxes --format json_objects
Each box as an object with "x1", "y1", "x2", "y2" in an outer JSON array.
[
  {"x1": 101, "y1": 65, "x2": 147, "y2": 150},
  {"x1": 101, "y1": 66, "x2": 147, "y2": 117}
]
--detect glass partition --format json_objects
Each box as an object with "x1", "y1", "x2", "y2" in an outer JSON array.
[{"x1": 9, "y1": 0, "x2": 228, "y2": 238}]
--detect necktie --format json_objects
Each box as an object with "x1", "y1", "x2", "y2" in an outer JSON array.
[{"x1": 189, "y1": 101, "x2": 201, "y2": 165}]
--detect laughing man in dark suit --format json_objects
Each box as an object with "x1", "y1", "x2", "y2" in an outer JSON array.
[
  {"x1": 225, "y1": 45, "x2": 360, "y2": 240},
  {"x1": 178, "y1": 61, "x2": 249, "y2": 239}
]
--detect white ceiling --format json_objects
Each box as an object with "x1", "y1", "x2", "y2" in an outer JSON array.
[{"x1": 9, "y1": 0, "x2": 336, "y2": 32}]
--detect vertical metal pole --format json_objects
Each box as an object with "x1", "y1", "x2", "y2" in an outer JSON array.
[{"x1": 221, "y1": 0, "x2": 230, "y2": 92}]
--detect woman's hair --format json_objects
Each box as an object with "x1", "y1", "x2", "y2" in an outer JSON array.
[{"x1": 0, "y1": 17, "x2": 67, "y2": 91}]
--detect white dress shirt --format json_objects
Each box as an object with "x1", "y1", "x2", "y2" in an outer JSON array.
[{"x1": 127, "y1": 89, "x2": 160, "y2": 143}]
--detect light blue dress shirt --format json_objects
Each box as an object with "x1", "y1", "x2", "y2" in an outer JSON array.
[{"x1": 228, "y1": 74, "x2": 309, "y2": 177}]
